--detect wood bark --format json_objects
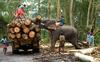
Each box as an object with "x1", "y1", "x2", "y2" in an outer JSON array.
[
  {"x1": 48, "y1": 0, "x2": 51, "y2": 20},
  {"x1": 69, "y1": 0, "x2": 74, "y2": 26},
  {"x1": 7, "y1": 18, "x2": 41, "y2": 41},
  {"x1": 86, "y1": 0, "x2": 93, "y2": 27},
  {"x1": 57, "y1": 0, "x2": 61, "y2": 21}
]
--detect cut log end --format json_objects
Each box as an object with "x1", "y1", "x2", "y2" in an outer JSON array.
[
  {"x1": 29, "y1": 31, "x2": 35, "y2": 38},
  {"x1": 14, "y1": 27, "x2": 20, "y2": 33}
]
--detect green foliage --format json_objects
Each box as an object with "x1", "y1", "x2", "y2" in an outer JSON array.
[
  {"x1": 0, "y1": 0, "x2": 100, "y2": 45},
  {"x1": 40, "y1": 29, "x2": 49, "y2": 44},
  {"x1": 95, "y1": 32, "x2": 100, "y2": 46},
  {"x1": 0, "y1": 0, "x2": 20, "y2": 23}
]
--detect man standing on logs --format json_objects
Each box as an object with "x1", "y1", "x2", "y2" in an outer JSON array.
[{"x1": 15, "y1": 5, "x2": 26, "y2": 19}]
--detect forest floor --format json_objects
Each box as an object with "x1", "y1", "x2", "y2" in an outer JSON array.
[{"x1": 0, "y1": 43, "x2": 100, "y2": 62}]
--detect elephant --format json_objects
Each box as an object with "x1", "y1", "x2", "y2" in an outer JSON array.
[{"x1": 40, "y1": 20, "x2": 81, "y2": 51}]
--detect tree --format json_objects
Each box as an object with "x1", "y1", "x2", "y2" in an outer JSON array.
[
  {"x1": 86, "y1": 0, "x2": 93, "y2": 27},
  {"x1": 48, "y1": 0, "x2": 51, "y2": 20},
  {"x1": 56, "y1": 0, "x2": 61, "y2": 21},
  {"x1": 69, "y1": 0, "x2": 74, "y2": 26}
]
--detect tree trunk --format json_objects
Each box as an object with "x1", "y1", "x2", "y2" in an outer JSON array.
[
  {"x1": 48, "y1": 0, "x2": 51, "y2": 20},
  {"x1": 56, "y1": 0, "x2": 61, "y2": 21},
  {"x1": 69, "y1": 0, "x2": 74, "y2": 26},
  {"x1": 38, "y1": 0, "x2": 41, "y2": 15},
  {"x1": 86, "y1": 0, "x2": 93, "y2": 27}
]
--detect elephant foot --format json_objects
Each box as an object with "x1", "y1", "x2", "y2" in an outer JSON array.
[
  {"x1": 75, "y1": 46, "x2": 82, "y2": 49},
  {"x1": 74, "y1": 44, "x2": 82, "y2": 49}
]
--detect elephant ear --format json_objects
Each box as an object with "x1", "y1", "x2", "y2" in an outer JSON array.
[
  {"x1": 47, "y1": 24, "x2": 56, "y2": 30},
  {"x1": 46, "y1": 20, "x2": 57, "y2": 30},
  {"x1": 42, "y1": 20, "x2": 56, "y2": 30}
]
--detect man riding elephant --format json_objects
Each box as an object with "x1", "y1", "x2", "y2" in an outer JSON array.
[{"x1": 41, "y1": 20, "x2": 81, "y2": 51}]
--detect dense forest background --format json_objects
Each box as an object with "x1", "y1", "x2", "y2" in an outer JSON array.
[{"x1": 0, "y1": 0, "x2": 100, "y2": 45}]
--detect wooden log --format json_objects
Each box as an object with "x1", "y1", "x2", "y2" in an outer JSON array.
[
  {"x1": 8, "y1": 33, "x2": 15, "y2": 39},
  {"x1": 16, "y1": 22, "x2": 21, "y2": 27},
  {"x1": 14, "y1": 27, "x2": 20, "y2": 33},
  {"x1": 11, "y1": 23, "x2": 16, "y2": 27},
  {"x1": 35, "y1": 25, "x2": 40, "y2": 32},
  {"x1": 13, "y1": 20, "x2": 18, "y2": 25},
  {"x1": 22, "y1": 34, "x2": 28, "y2": 40},
  {"x1": 29, "y1": 31, "x2": 35, "y2": 38},
  {"x1": 22, "y1": 24, "x2": 26, "y2": 28},
  {"x1": 24, "y1": 19, "x2": 32, "y2": 26},
  {"x1": 74, "y1": 53, "x2": 94, "y2": 62},
  {"x1": 79, "y1": 47, "x2": 97, "y2": 54},
  {"x1": 9, "y1": 28, "x2": 15, "y2": 33},
  {"x1": 69, "y1": 47, "x2": 97, "y2": 54},
  {"x1": 23, "y1": 27, "x2": 30, "y2": 33},
  {"x1": 29, "y1": 23, "x2": 36, "y2": 30},
  {"x1": 16, "y1": 33, "x2": 21, "y2": 38}
]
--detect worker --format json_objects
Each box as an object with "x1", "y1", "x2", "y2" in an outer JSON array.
[{"x1": 15, "y1": 5, "x2": 26, "y2": 18}]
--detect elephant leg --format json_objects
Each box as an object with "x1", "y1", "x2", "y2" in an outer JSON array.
[
  {"x1": 51, "y1": 38, "x2": 56, "y2": 52},
  {"x1": 70, "y1": 38, "x2": 81, "y2": 49}
]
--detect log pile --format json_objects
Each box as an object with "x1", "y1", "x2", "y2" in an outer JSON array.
[{"x1": 7, "y1": 18, "x2": 41, "y2": 41}]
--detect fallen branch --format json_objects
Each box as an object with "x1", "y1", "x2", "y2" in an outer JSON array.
[
  {"x1": 69, "y1": 47, "x2": 97, "y2": 54},
  {"x1": 74, "y1": 52, "x2": 94, "y2": 62}
]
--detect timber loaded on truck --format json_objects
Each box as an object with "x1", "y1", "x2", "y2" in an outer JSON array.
[{"x1": 7, "y1": 17, "x2": 41, "y2": 54}]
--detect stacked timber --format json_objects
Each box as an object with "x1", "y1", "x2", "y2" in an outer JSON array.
[{"x1": 7, "y1": 18, "x2": 41, "y2": 41}]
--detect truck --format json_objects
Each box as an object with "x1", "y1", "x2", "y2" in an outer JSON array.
[{"x1": 7, "y1": 17, "x2": 41, "y2": 54}]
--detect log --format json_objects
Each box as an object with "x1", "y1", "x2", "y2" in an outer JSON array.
[
  {"x1": 16, "y1": 33, "x2": 21, "y2": 38},
  {"x1": 7, "y1": 17, "x2": 41, "y2": 42},
  {"x1": 74, "y1": 53, "x2": 94, "y2": 62},
  {"x1": 8, "y1": 33, "x2": 15, "y2": 39},
  {"x1": 9, "y1": 28, "x2": 15, "y2": 33},
  {"x1": 29, "y1": 23, "x2": 36, "y2": 30},
  {"x1": 23, "y1": 27, "x2": 30, "y2": 33},
  {"x1": 69, "y1": 47, "x2": 97, "y2": 54},
  {"x1": 35, "y1": 25, "x2": 40, "y2": 32},
  {"x1": 29, "y1": 31, "x2": 35, "y2": 38},
  {"x1": 22, "y1": 24, "x2": 26, "y2": 28},
  {"x1": 79, "y1": 47, "x2": 97, "y2": 54},
  {"x1": 16, "y1": 22, "x2": 21, "y2": 27},
  {"x1": 22, "y1": 34, "x2": 28, "y2": 39},
  {"x1": 24, "y1": 19, "x2": 31, "y2": 25},
  {"x1": 14, "y1": 27, "x2": 20, "y2": 33}
]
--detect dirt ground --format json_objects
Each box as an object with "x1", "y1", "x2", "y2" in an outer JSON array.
[
  {"x1": 0, "y1": 44, "x2": 81, "y2": 62},
  {"x1": 0, "y1": 44, "x2": 100, "y2": 62},
  {"x1": 0, "y1": 46, "x2": 33, "y2": 62}
]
